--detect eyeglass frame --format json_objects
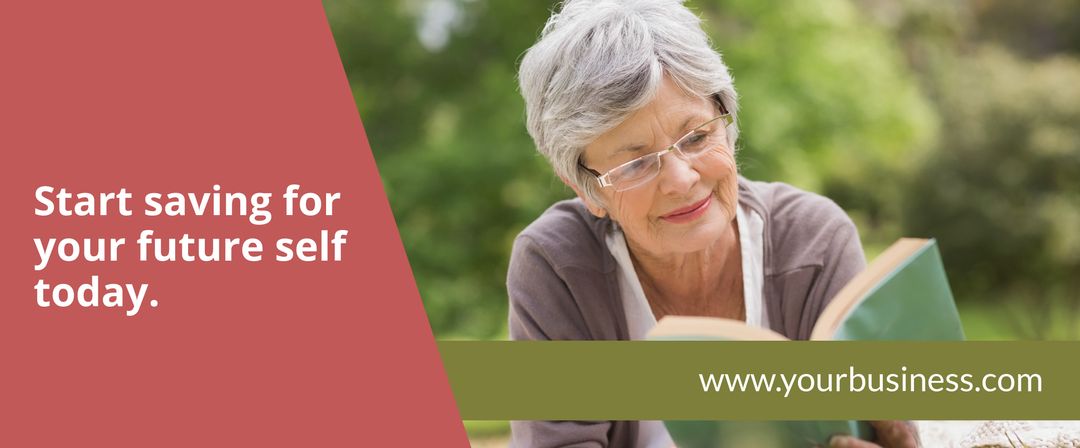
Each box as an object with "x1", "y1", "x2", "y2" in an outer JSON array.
[{"x1": 578, "y1": 96, "x2": 733, "y2": 192}]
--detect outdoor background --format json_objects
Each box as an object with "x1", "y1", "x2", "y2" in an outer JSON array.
[
  {"x1": 326, "y1": 0, "x2": 1079, "y2": 342},
  {"x1": 326, "y1": 0, "x2": 1080, "y2": 442}
]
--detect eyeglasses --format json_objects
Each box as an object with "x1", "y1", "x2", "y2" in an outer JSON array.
[{"x1": 579, "y1": 112, "x2": 734, "y2": 192}]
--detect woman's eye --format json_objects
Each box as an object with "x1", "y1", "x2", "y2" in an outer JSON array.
[
  {"x1": 612, "y1": 156, "x2": 649, "y2": 178},
  {"x1": 682, "y1": 132, "x2": 709, "y2": 151},
  {"x1": 625, "y1": 157, "x2": 649, "y2": 172}
]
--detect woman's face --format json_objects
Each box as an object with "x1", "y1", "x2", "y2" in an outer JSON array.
[{"x1": 579, "y1": 76, "x2": 738, "y2": 258}]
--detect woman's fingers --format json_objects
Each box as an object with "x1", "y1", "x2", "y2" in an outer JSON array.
[
  {"x1": 868, "y1": 420, "x2": 920, "y2": 447},
  {"x1": 828, "y1": 435, "x2": 881, "y2": 448},
  {"x1": 827, "y1": 421, "x2": 919, "y2": 448}
]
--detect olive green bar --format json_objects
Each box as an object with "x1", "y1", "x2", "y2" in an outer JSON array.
[{"x1": 438, "y1": 341, "x2": 1080, "y2": 420}]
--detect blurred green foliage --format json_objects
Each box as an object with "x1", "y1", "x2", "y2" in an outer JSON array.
[{"x1": 326, "y1": 0, "x2": 1080, "y2": 340}]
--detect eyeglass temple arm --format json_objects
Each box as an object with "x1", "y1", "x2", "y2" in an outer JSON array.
[
  {"x1": 713, "y1": 94, "x2": 730, "y2": 115},
  {"x1": 578, "y1": 159, "x2": 602, "y2": 178}
]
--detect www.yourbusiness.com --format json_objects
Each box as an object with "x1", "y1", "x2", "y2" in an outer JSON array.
[{"x1": 699, "y1": 366, "x2": 1043, "y2": 398}]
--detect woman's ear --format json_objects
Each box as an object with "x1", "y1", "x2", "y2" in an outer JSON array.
[{"x1": 560, "y1": 175, "x2": 608, "y2": 219}]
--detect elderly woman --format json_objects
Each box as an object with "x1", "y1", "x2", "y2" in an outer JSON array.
[{"x1": 508, "y1": 1, "x2": 918, "y2": 447}]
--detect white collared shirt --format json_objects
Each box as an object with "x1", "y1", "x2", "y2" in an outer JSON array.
[{"x1": 604, "y1": 202, "x2": 767, "y2": 448}]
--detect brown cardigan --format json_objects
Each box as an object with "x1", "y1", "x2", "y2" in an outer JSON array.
[{"x1": 506, "y1": 177, "x2": 866, "y2": 448}]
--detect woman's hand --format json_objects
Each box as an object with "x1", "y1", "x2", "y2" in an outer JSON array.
[{"x1": 828, "y1": 421, "x2": 919, "y2": 448}]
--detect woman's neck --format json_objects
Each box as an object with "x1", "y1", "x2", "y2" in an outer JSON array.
[{"x1": 626, "y1": 218, "x2": 744, "y2": 320}]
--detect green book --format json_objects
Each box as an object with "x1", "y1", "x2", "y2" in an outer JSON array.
[{"x1": 647, "y1": 238, "x2": 965, "y2": 447}]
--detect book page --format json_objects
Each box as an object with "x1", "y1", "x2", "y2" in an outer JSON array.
[{"x1": 649, "y1": 316, "x2": 789, "y2": 341}]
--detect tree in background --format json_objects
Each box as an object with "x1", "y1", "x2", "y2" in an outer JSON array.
[
  {"x1": 902, "y1": 46, "x2": 1080, "y2": 339},
  {"x1": 327, "y1": 1, "x2": 566, "y2": 338},
  {"x1": 864, "y1": 0, "x2": 1080, "y2": 339}
]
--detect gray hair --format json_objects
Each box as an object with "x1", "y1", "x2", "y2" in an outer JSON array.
[{"x1": 518, "y1": 0, "x2": 740, "y2": 205}]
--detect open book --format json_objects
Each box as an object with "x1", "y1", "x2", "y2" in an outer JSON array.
[
  {"x1": 649, "y1": 238, "x2": 964, "y2": 341},
  {"x1": 647, "y1": 238, "x2": 965, "y2": 446}
]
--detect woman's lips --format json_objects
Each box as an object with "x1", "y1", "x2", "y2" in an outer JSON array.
[{"x1": 660, "y1": 195, "x2": 712, "y2": 223}]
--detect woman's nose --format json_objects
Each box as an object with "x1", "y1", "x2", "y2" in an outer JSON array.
[{"x1": 656, "y1": 150, "x2": 699, "y2": 195}]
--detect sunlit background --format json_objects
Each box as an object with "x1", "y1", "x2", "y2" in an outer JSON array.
[{"x1": 326, "y1": 0, "x2": 1080, "y2": 338}]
